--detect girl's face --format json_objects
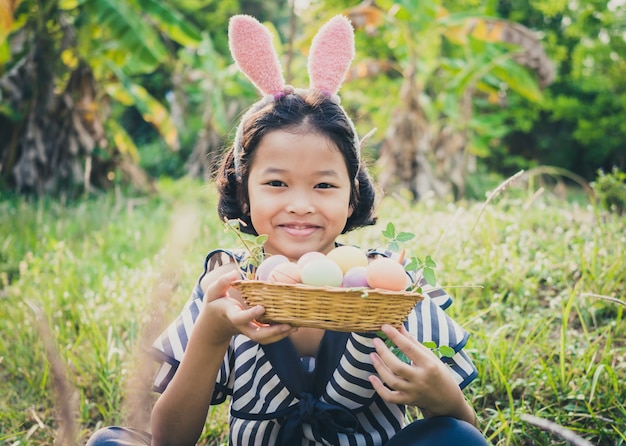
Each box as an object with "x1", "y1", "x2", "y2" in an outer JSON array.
[{"x1": 247, "y1": 129, "x2": 354, "y2": 262}]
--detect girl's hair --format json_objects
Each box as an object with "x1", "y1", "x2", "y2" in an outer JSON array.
[{"x1": 216, "y1": 90, "x2": 377, "y2": 235}]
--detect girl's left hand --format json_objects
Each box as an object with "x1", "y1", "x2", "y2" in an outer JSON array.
[{"x1": 369, "y1": 324, "x2": 468, "y2": 419}]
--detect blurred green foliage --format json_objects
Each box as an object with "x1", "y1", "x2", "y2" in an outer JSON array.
[
  {"x1": 1, "y1": 0, "x2": 624, "y2": 195},
  {"x1": 492, "y1": 0, "x2": 626, "y2": 178},
  {"x1": 591, "y1": 166, "x2": 626, "y2": 215}
]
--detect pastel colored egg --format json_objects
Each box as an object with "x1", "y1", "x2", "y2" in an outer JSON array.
[
  {"x1": 300, "y1": 258, "x2": 343, "y2": 287},
  {"x1": 296, "y1": 251, "x2": 326, "y2": 268},
  {"x1": 255, "y1": 254, "x2": 289, "y2": 281},
  {"x1": 342, "y1": 266, "x2": 369, "y2": 288},
  {"x1": 326, "y1": 245, "x2": 369, "y2": 274},
  {"x1": 366, "y1": 258, "x2": 408, "y2": 291},
  {"x1": 267, "y1": 262, "x2": 302, "y2": 284}
]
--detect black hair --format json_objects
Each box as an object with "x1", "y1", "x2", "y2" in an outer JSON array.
[{"x1": 216, "y1": 90, "x2": 377, "y2": 235}]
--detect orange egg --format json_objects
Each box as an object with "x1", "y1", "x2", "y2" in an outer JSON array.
[
  {"x1": 267, "y1": 262, "x2": 302, "y2": 284},
  {"x1": 366, "y1": 257, "x2": 408, "y2": 291},
  {"x1": 297, "y1": 251, "x2": 326, "y2": 268}
]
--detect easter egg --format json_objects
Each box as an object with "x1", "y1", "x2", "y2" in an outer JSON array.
[
  {"x1": 326, "y1": 245, "x2": 368, "y2": 274},
  {"x1": 297, "y1": 251, "x2": 326, "y2": 268},
  {"x1": 255, "y1": 254, "x2": 289, "y2": 281},
  {"x1": 267, "y1": 261, "x2": 302, "y2": 284},
  {"x1": 342, "y1": 266, "x2": 369, "y2": 288},
  {"x1": 366, "y1": 258, "x2": 408, "y2": 291},
  {"x1": 300, "y1": 258, "x2": 343, "y2": 287}
]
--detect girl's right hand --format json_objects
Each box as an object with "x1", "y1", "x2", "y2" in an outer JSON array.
[{"x1": 200, "y1": 270, "x2": 297, "y2": 346}]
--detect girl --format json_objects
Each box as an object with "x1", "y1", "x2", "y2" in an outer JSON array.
[{"x1": 87, "y1": 15, "x2": 486, "y2": 446}]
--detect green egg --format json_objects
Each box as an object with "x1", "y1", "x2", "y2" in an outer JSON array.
[{"x1": 300, "y1": 258, "x2": 343, "y2": 287}]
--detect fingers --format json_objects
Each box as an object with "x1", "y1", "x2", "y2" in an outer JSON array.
[
  {"x1": 221, "y1": 297, "x2": 297, "y2": 344},
  {"x1": 201, "y1": 270, "x2": 297, "y2": 342},
  {"x1": 370, "y1": 324, "x2": 460, "y2": 407},
  {"x1": 369, "y1": 324, "x2": 434, "y2": 387},
  {"x1": 378, "y1": 324, "x2": 432, "y2": 364},
  {"x1": 203, "y1": 270, "x2": 241, "y2": 303},
  {"x1": 370, "y1": 337, "x2": 414, "y2": 390},
  {"x1": 368, "y1": 374, "x2": 407, "y2": 405},
  {"x1": 235, "y1": 308, "x2": 297, "y2": 344}
]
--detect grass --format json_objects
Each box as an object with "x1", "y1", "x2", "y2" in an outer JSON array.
[{"x1": 0, "y1": 176, "x2": 624, "y2": 445}]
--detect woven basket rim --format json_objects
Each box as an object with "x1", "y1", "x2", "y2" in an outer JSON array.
[{"x1": 232, "y1": 279, "x2": 425, "y2": 299}]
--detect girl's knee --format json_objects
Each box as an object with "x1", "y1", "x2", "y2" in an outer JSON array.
[
  {"x1": 85, "y1": 426, "x2": 151, "y2": 446},
  {"x1": 388, "y1": 416, "x2": 488, "y2": 446}
]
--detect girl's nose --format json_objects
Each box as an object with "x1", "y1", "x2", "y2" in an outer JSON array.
[{"x1": 285, "y1": 190, "x2": 315, "y2": 214}]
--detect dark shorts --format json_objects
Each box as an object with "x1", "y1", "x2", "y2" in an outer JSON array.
[{"x1": 86, "y1": 416, "x2": 488, "y2": 445}]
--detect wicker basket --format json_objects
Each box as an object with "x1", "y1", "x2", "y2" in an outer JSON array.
[{"x1": 231, "y1": 280, "x2": 423, "y2": 332}]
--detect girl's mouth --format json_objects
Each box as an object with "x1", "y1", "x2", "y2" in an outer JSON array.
[{"x1": 280, "y1": 224, "x2": 319, "y2": 237}]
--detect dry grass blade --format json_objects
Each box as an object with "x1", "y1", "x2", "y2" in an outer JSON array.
[
  {"x1": 467, "y1": 169, "x2": 525, "y2": 239},
  {"x1": 581, "y1": 293, "x2": 626, "y2": 307},
  {"x1": 26, "y1": 300, "x2": 78, "y2": 446},
  {"x1": 359, "y1": 127, "x2": 378, "y2": 148},
  {"x1": 520, "y1": 414, "x2": 594, "y2": 446}
]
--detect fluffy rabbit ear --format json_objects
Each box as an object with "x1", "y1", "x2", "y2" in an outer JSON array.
[
  {"x1": 228, "y1": 15, "x2": 286, "y2": 97},
  {"x1": 308, "y1": 16, "x2": 355, "y2": 96}
]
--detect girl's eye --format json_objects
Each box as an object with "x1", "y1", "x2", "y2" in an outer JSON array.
[
  {"x1": 315, "y1": 183, "x2": 335, "y2": 189},
  {"x1": 267, "y1": 180, "x2": 285, "y2": 187}
]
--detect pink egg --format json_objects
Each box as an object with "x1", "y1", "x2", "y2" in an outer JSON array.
[
  {"x1": 267, "y1": 262, "x2": 302, "y2": 284},
  {"x1": 366, "y1": 258, "x2": 408, "y2": 291},
  {"x1": 297, "y1": 251, "x2": 326, "y2": 268},
  {"x1": 255, "y1": 254, "x2": 289, "y2": 281},
  {"x1": 342, "y1": 266, "x2": 369, "y2": 288}
]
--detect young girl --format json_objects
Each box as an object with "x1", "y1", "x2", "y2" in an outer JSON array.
[{"x1": 87, "y1": 15, "x2": 487, "y2": 446}]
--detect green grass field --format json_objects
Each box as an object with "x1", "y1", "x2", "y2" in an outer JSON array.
[{"x1": 1, "y1": 176, "x2": 624, "y2": 445}]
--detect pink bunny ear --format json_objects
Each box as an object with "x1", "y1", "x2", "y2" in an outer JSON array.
[
  {"x1": 228, "y1": 15, "x2": 286, "y2": 96},
  {"x1": 308, "y1": 16, "x2": 355, "y2": 96}
]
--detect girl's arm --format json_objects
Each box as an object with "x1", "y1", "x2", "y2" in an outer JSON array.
[
  {"x1": 368, "y1": 324, "x2": 477, "y2": 427},
  {"x1": 150, "y1": 266, "x2": 296, "y2": 446}
]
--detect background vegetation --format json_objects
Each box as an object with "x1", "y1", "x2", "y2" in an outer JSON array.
[
  {"x1": 1, "y1": 0, "x2": 625, "y2": 445},
  {"x1": 1, "y1": 176, "x2": 624, "y2": 445}
]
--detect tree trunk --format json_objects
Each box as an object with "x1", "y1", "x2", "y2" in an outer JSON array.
[
  {"x1": 377, "y1": 68, "x2": 475, "y2": 201},
  {"x1": 0, "y1": 25, "x2": 151, "y2": 196},
  {"x1": 377, "y1": 68, "x2": 449, "y2": 201},
  {"x1": 0, "y1": 22, "x2": 110, "y2": 195}
]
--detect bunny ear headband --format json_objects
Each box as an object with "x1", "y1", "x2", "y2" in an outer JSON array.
[{"x1": 228, "y1": 14, "x2": 362, "y2": 178}]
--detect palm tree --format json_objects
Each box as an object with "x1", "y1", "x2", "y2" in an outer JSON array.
[
  {"x1": 0, "y1": 0, "x2": 201, "y2": 194},
  {"x1": 346, "y1": 0, "x2": 554, "y2": 200}
]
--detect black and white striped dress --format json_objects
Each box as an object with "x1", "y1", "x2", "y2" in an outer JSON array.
[{"x1": 151, "y1": 249, "x2": 478, "y2": 446}]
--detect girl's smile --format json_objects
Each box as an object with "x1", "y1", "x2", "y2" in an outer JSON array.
[{"x1": 247, "y1": 129, "x2": 353, "y2": 261}]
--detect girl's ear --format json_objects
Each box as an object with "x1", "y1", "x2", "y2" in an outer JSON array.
[{"x1": 241, "y1": 201, "x2": 250, "y2": 216}]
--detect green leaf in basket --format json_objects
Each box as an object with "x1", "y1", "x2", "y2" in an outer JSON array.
[
  {"x1": 423, "y1": 267, "x2": 437, "y2": 287},
  {"x1": 425, "y1": 255, "x2": 437, "y2": 268},
  {"x1": 421, "y1": 341, "x2": 455, "y2": 359},
  {"x1": 422, "y1": 341, "x2": 437, "y2": 350},
  {"x1": 395, "y1": 232, "x2": 415, "y2": 242},
  {"x1": 378, "y1": 332, "x2": 411, "y2": 364},
  {"x1": 390, "y1": 346, "x2": 410, "y2": 364},
  {"x1": 404, "y1": 256, "x2": 419, "y2": 271},
  {"x1": 382, "y1": 222, "x2": 396, "y2": 239},
  {"x1": 439, "y1": 346, "x2": 456, "y2": 358}
]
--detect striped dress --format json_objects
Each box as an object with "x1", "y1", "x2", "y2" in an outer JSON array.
[{"x1": 151, "y1": 248, "x2": 478, "y2": 446}]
